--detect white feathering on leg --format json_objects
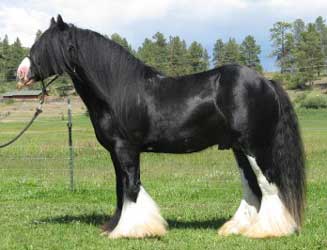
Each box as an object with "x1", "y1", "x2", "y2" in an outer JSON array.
[
  {"x1": 109, "y1": 186, "x2": 167, "y2": 238},
  {"x1": 218, "y1": 169, "x2": 260, "y2": 236},
  {"x1": 243, "y1": 156, "x2": 297, "y2": 238}
]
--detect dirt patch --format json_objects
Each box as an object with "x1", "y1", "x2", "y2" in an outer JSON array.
[{"x1": 0, "y1": 96, "x2": 86, "y2": 122}]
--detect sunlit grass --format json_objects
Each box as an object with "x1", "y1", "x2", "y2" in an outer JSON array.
[{"x1": 0, "y1": 109, "x2": 326, "y2": 249}]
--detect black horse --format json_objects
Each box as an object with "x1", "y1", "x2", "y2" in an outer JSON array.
[{"x1": 17, "y1": 15, "x2": 305, "y2": 239}]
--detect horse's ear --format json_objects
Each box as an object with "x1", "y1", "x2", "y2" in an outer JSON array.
[
  {"x1": 50, "y1": 17, "x2": 56, "y2": 28},
  {"x1": 57, "y1": 14, "x2": 68, "y2": 30}
]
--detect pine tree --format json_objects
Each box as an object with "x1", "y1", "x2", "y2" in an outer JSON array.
[
  {"x1": 212, "y1": 39, "x2": 225, "y2": 67},
  {"x1": 137, "y1": 33, "x2": 169, "y2": 74},
  {"x1": 187, "y1": 41, "x2": 209, "y2": 73},
  {"x1": 270, "y1": 21, "x2": 293, "y2": 73},
  {"x1": 137, "y1": 38, "x2": 157, "y2": 70},
  {"x1": 0, "y1": 37, "x2": 2, "y2": 57},
  {"x1": 294, "y1": 23, "x2": 324, "y2": 83},
  {"x1": 315, "y1": 16, "x2": 325, "y2": 33},
  {"x1": 314, "y1": 16, "x2": 327, "y2": 62},
  {"x1": 223, "y1": 38, "x2": 241, "y2": 65},
  {"x1": 203, "y1": 49, "x2": 210, "y2": 71},
  {"x1": 2, "y1": 35, "x2": 11, "y2": 81},
  {"x1": 284, "y1": 33, "x2": 296, "y2": 72},
  {"x1": 0, "y1": 37, "x2": 3, "y2": 80},
  {"x1": 240, "y1": 35, "x2": 262, "y2": 72},
  {"x1": 167, "y1": 36, "x2": 189, "y2": 76},
  {"x1": 293, "y1": 19, "x2": 305, "y2": 45},
  {"x1": 151, "y1": 32, "x2": 169, "y2": 73},
  {"x1": 8, "y1": 38, "x2": 26, "y2": 81},
  {"x1": 110, "y1": 33, "x2": 134, "y2": 54}
]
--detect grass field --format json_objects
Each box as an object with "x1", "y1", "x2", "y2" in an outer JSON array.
[{"x1": 0, "y1": 106, "x2": 326, "y2": 250}]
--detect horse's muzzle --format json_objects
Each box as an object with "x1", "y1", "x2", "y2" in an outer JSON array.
[{"x1": 16, "y1": 57, "x2": 35, "y2": 89}]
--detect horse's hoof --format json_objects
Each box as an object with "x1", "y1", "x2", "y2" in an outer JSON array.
[
  {"x1": 241, "y1": 216, "x2": 297, "y2": 238},
  {"x1": 108, "y1": 224, "x2": 167, "y2": 239},
  {"x1": 218, "y1": 219, "x2": 250, "y2": 236},
  {"x1": 101, "y1": 221, "x2": 167, "y2": 239}
]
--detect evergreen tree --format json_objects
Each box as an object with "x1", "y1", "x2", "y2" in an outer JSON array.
[
  {"x1": 0, "y1": 37, "x2": 2, "y2": 56},
  {"x1": 8, "y1": 38, "x2": 26, "y2": 80},
  {"x1": 212, "y1": 39, "x2": 225, "y2": 67},
  {"x1": 240, "y1": 35, "x2": 262, "y2": 72},
  {"x1": 223, "y1": 38, "x2": 241, "y2": 65},
  {"x1": 137, "y1": 38, "x2": 156, "y2": 66},
  {"x1": 293, "y1": 19, "x2": 305, "y2": 45},
  {"x1": 284, "y1": 33, "x2": 296, "y2": 72},
  {"x1": 0, "y1": 37, "x2": 3, "y2": 80},
  {"x1": 110, "y1": 33, "x2": 134, "y2": 54},
  {"x1": 314, "y1": 16, "x2": 327, "y2": 61},
  {"x1": 203, "y1": 49, "x2": 210, "y2": 71},
  {"x1": 167, "y1": 36, "x2": 189, "y2": 76},
  {"x1": 315, "y1": 16, "x2": 325, "y2": 33},
  {"x1": 294, "y1": 23, "x2": 324, "y2": 83},
  {"x1": 137, "y1": 33, "x2": 169, "y2": 73},
  {"x1": 270, "y1": 21, "x2": 293, "y2": 73},
  {"x1": 151, "y1": 32, "x2": 169, "y2": 73},
  {"x1": 12, "y1": 38, "x2": 25, "y2": 63},
  {"x1": 187, "y1": 41, "x2": 209, "y2": 73},
  {"x1": 1, "y1": 35, "x2": 11, "y2": 81}
]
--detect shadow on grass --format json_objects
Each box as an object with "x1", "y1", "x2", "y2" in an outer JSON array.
[
  {"x1": 33, "y1": 213, "x2": 110, "y2": 226},
  {"x1": 166, "y1": 218, "x2": 227, "y2": 229},
  {"x1": 34, "y1": 213, "x2": 228, "y2": 230}
]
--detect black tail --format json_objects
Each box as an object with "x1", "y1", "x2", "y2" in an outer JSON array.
[{"x1": 270, "y1": 80, "x2": 306, "y2": 228}]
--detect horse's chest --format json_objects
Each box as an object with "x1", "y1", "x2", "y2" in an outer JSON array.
[{"x1": 89, "y1": 112, "x2": 116, "y2": 147}]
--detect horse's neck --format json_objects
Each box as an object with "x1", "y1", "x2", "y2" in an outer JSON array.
[{"x1": 67, "y1": 33, "x2": 158, "y2": 112}]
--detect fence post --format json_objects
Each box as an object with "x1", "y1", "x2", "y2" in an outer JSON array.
[{"x1": 67, "y1": 97, "x2": 74, "y2": 192}]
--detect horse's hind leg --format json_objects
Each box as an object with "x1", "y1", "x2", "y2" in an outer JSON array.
[
  {"x1": 218, "y1": 148, "x2": 261, "y2": 236},
  {"x1": 102, "y1": 143, "x2": 167, "y2": 239}
]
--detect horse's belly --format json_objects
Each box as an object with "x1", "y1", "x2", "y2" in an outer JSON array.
[{"x1": 142, "y1": 125, "x2": 230, "y2": 154}]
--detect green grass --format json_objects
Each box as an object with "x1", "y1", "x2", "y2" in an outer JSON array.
[{"x1": 0, "y1": 109, "x2": 327, "y2": 250}]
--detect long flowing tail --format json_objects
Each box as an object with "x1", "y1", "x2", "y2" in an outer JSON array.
[{"x1": 270, "y1": 80, "x2": 306, "y2": 228}]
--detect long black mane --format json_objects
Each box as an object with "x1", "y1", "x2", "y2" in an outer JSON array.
[{"x1": 33, "y1": 23, "x2": 161, "y2": 84}]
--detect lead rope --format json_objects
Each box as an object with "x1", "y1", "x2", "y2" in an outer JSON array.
[{"x1": 0, "y1": 75, "x2": 59, "y2": 148}]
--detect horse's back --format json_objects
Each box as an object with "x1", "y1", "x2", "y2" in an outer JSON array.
[{"x1": 141, "y1": 69, "x2": 234, "y2": 153}]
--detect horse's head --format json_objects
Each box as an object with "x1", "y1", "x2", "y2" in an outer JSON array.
[{"x1": 17, "y1": 15, "x2": 70, "y2": 88}]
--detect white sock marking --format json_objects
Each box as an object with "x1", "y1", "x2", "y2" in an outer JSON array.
[{"x1": 109, "y1": 186, "x2": 167, "y2": 238}]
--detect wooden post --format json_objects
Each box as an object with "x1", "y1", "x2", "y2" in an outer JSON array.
[{"x1": 67, "y1": 97, "x2": 74, "y2": 192}]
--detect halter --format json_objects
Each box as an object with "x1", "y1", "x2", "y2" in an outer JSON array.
[{"x1": 0, "y1": 61, "x2": 60, "y2": 148}]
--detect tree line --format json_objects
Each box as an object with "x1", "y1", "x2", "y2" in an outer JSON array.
[
  {"x1": 270, "y1": 16, "x2": 327, "y2": 88},
  {"x1": 0, "y1": 29, "x2": 263, "y2": 82},
  {"x1": 0, "y1": 35, "x2": 28, "y2": 81},
  {"x1": 110, "y1": 32, "x2": 263, "y2": 75}
]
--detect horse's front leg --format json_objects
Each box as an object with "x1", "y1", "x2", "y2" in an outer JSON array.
[{"x1": 102, "y1": 142, "x2": 167, "y2": 239}]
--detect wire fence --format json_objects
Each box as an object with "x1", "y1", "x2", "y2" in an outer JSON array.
[
  {"x1": 0, "y1": 95, "x2": 112, "y2": 190},
  {"x1": 0, "y1": 95, "x2": 242, "y2": 194}
]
